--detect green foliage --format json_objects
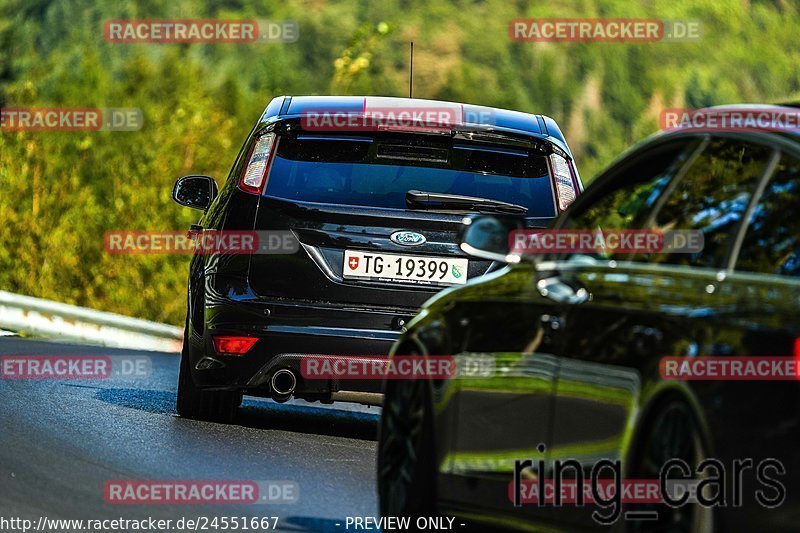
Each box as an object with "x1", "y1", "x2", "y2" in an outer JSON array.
[{"x1": 0, "y1": 0, "x2": 798, "y2": 324}]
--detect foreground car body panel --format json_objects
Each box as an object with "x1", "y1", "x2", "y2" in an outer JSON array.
[
  {"x1": 390, "y1": 265, "x2": 800, "y2": 531},
  {"x1": 382, "y1": 120, "x2": 800, "y2": 530}
]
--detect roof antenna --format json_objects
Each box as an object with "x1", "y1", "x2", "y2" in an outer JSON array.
[{"x1": 409, "y1": 42, "x2": 414, "y2": 98}]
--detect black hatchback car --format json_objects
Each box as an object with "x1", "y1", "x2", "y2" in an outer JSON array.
[
  {"x1": 379, "y1": 106, "x2": 800, "y2": 531},
  {"x1": 172, "y1": 96, "x2": 581, "y2": 422}
]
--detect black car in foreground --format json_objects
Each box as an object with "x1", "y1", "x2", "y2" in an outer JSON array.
[
  {"x1": 172, "y1": 95, "x2": 581, "y2": 421},
  {"x1": 379, "y1": 106, "x2": 800, "y2": 531}
]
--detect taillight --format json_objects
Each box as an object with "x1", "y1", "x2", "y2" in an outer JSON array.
[
  {"x1": 549, "y1": 153, "x2": 577, "y2": 212},
  {"x1": 213, "y1": 336, "x2": 258, "y2": 355},
  {"x1": 239, "y1": 133, "x2": 277, "y2": 194}
]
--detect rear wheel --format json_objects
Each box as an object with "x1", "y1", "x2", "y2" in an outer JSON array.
[
  {"x1": 378, "y1": 372, "x2": 436, "y2": 517},
  {"x1": 176, "y1": 329, "x2": 240, "y2": 423},
  {"x1": 627, "y1": 400, "x2": 714, "y2": 533}
]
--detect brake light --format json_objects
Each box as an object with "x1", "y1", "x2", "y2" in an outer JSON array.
[
  {"x1": 549, "y1": 153, "x2": 577, "y2": 212},
  {"x1": 239, "y1": 133, "x2": 277, "y2": 194},
  {"x1": 213, "y1": 336, "x2": 258, "y2": 355},
  {"x1": 794, "y1": 338, "x2": 800, "y2": 379}
]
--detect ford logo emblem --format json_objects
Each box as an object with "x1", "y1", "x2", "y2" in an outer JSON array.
[{"x1": 390, "y1": 231, "x2": 426, "y2": 246}]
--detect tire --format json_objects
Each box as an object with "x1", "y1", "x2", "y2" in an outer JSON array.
[
  {"x1": 626, "y1": 399, "x2": 714, "y2": 533},
  {"x1": 176, "y1": 327, "x2": 240, "y2": 423},
  {"x1": 377, "y1": 372, "x2": 437, "y2": 517}
]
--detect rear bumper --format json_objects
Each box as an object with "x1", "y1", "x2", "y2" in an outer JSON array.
[{"x1": 188, "y1": 293, "x2": 415, "y2": 397}]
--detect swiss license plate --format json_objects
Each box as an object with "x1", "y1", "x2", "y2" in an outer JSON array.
[{"x1": 343, "y1": 250, "x2": 468, "y2": 285}]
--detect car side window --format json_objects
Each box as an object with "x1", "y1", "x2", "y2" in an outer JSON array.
[
  {"x1": 735, "y1": 154, "x2": 800, "y2": 276},
  {"x1": 645, "y1": 138, "x2": 772, "y2": 269},
  {"x1": 563, "y1": 139, "x2": 694, "y2": 231}
]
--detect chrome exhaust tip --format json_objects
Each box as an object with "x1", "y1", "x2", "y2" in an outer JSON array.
[{"x1": 270, "y1": 369, "x2": 296, "y2": 402}]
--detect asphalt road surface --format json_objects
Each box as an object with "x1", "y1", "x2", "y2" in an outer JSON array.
[{"x1": 0, "y1": 337, "x2": 381, "y2": 532}]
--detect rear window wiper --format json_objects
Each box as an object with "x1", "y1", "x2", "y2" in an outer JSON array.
[{"x1": 406, "y1": 189, "x2": 528, "y2": 214}]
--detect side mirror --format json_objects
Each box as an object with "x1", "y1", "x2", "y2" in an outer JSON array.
[
  {"x1": 458, "y1": 215, "x2": 525, "y2": 263},
  {"x1": 172, "y1": 175, "x2": 218, "y2": 211}
]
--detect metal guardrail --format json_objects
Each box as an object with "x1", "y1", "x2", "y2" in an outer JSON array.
[{"x1": 0, "y1": 290, "x2": 183, "y2": 353}]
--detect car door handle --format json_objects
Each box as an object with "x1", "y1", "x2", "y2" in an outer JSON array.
[{"x1": 536, "y1": 276, "x2": 589, "y2": 305}]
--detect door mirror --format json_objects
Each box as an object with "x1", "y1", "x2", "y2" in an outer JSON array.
[
  {"x1": 172, "y1": 175, "x2": 218, "y2": 211},
  {"x1": 459, "y1": 215, "x2": 525, "y2": 263}
]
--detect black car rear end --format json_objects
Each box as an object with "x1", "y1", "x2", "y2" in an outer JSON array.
[{"x1": 174, "y1": 96, "x2": 580, "y2": 421}]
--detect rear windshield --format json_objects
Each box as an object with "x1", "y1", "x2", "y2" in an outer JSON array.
[{"x1": 263, "y1": 135, "x2": 557, "y2": 217}]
